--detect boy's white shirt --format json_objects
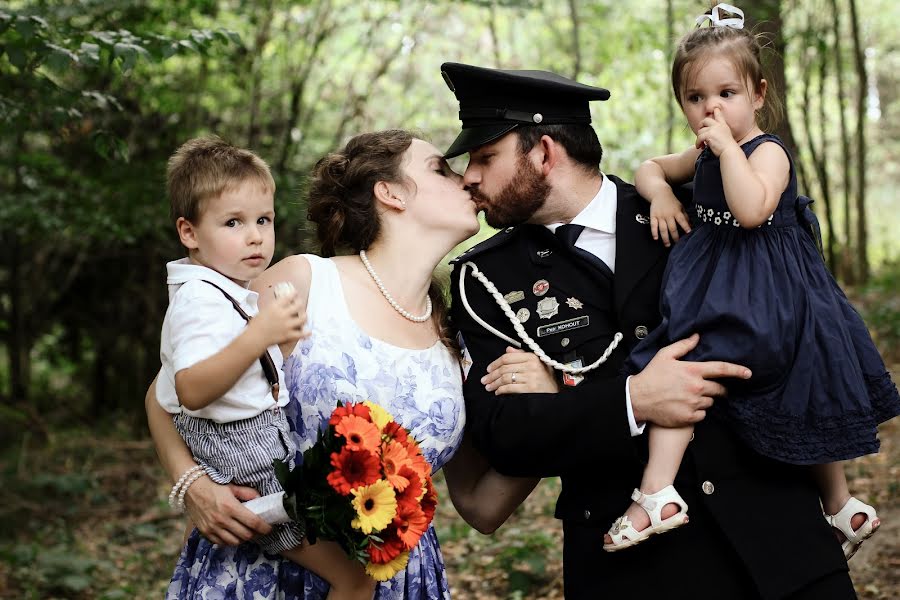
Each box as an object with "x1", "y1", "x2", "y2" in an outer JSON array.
[{"x1": 157, "y1": 258, "x2": 289, "y2": 423}]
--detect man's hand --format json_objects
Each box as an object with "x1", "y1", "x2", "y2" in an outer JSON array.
[
  {"x1": 630, "y1": 334, "x2": 751, "y2": 427},
  {"x1": 184, "y1": 476, "x2": 272, "y2": 546}
]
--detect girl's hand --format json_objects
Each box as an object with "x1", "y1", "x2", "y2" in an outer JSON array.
[
  {"x1": 481, "y1": 347, "x2": 559, "y2": 394},
  {"x1": 650, "y1": 192, "x2": 691, "y2": 247},
  {"x1": 695, "y1": 108, "x2": 738, "y2": 157},
  {"x1": 249, "y1": 292, "x2": 309, "y2": 349}
]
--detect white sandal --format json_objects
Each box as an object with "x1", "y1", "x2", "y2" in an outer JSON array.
[
  {"x1": 603, "y1": 485, "x2": 689, "y2": 552},
  {"x1": 825, "y1": 497, "x2": 880, "y2": 560}
]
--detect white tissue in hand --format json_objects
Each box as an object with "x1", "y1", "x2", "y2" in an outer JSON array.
[
  {"x1": 243, "y1": 492, "x2": 290, "y2": 524},
  {"x1": 272, "y1": 281, "x2": 296, "y2": 299}
]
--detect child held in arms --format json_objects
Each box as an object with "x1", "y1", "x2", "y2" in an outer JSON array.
[{"x1": 157, "y1": 136, "x2": 376, "y2": 599}]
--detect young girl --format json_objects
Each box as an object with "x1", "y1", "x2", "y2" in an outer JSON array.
[{"x1": 603, "y1": 4, "x2": 900, "y2": 559}]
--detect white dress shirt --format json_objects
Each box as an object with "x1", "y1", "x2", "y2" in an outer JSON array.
[
  {"x1": 545, "y1": 174, "x2": 645, "y2": 436},
  {"x1": 157, "y1": 258, "x2": 289, "y2": 423}
]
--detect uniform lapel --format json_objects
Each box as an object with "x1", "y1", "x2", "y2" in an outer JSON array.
[{"x1": 612, "y1": 176, "x2": 668, "y2": 313}]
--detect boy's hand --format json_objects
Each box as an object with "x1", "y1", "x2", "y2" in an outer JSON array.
[
  {"x1": 695, "y1": 108, "x2": 739, "y2": 157},
  {"x1": 650, "y1": 192, "x2": 691, "y2": 247},
  {"x1": 249, "y1": 293, "x2": 309, "y2": 349}
]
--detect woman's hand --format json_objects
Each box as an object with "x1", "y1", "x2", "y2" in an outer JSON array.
[
  {"x1": 650, "y1": 191, "x2": 691, "y2": 247},
  {"x1": 481, "y1": 347, "x2": 559, "y2": 394},
  {"x1": 183, "y1": 474, "x2": 272, "y2": 546}
]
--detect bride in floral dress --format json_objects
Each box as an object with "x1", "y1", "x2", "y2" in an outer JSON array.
[{"x1": 147, "y1": 130, "x2": 556, "y2": 598}]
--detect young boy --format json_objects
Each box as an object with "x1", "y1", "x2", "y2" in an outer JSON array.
[{"x1": 158, "y1": 136, "x2": 375, "y2": 598}]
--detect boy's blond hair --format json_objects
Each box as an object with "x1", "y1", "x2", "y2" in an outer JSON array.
[{"x1": 167, "y1": 136, "x2": 276, "y2": 224}]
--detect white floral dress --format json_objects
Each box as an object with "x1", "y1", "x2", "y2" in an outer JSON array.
[{"x1": 167, "y1": 254, "x2": 466, "y2": 599}]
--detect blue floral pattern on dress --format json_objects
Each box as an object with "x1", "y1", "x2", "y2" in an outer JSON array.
[{"x1": 167, "y1": 255, "x2": 465, "y2": 599}]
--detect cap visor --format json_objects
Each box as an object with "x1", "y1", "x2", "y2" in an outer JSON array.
[{"x1": 444, "y1": 124, "x2": 518, "y2": 159}]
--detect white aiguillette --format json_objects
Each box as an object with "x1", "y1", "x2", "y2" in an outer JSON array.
[
  {"x1": 243, "y1": 491, "x2": 291, "y2": 525},
  {"x1": 273, "y1": 281, "x2": 296, "y2": 299}
]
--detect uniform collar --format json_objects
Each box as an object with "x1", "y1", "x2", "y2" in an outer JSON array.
[
  {"x1": 562, "y1": 173, "x2": 617, "y2": 234},
  {"x1": 166, "y1": 258, "x2": 257, "y2": 306}
]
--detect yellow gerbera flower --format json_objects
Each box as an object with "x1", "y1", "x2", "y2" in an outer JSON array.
[
  {"x1": 366, "y1": 551, "x2": 410, "y2": 582},
  {"x1": 351, "y1": 479, "x2": 397, "y2": 534},
  {"x1": 363, "y1": 400, "x2": 393, "y2": 431}
]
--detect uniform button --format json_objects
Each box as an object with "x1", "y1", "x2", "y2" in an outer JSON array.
[
  {"x1": 701, "y1": 481, "x2": 715, "y2": 495},
  {"x1": 634, "y1": 325, "x2": 649, "y2": 339},
  {"x1": 560, "y1": 337, "x2": 570, "y2": 347},
  {"x1": 583, "y1": 509, "x2": 591, "y2": 520}
]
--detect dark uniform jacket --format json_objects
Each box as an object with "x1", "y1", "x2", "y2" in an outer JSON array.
[{"x1": 449, "y1": 175, "x2": 848, "y2": 599}]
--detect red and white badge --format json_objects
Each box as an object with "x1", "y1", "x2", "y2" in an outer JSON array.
[{"x1": 532, "y1": 279, "x2": 550, "y2": 296}]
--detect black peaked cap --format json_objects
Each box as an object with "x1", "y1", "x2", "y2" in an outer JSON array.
[{"x1": 441, "y1": 62, "x2": 610, "y2": 159}]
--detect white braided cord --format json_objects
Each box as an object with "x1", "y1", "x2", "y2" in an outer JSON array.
[{"x1": 459, "y1": 261, "x2": 623, "y2": 374}]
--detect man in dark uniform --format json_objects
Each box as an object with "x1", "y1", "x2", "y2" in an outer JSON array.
[{"x1": 442, "y1": 62, "x2": 854, "y2": 599}]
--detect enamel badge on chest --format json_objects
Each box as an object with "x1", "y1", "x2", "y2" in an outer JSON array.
[{"x1": 457, "y1": 261, "x2": 624, "y2": 377}]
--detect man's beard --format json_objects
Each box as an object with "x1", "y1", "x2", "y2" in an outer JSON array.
[{"x1": 472, "y1": 154, "x2": 550, "y2": 229}]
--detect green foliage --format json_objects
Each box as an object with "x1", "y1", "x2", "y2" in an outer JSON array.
[{"x1": 859, "y1": 260, "x2": 900, "y2": 360}]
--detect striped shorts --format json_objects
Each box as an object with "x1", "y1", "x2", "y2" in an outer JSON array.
[{"x1": 174, "y1": 409, "x2": 303, "y2": 554}]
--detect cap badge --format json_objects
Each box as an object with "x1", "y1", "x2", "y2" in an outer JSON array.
[
  {"x1": 532, "y1": 113, "x2": 543, "y2": 124},
  {"x1": 566, "y1": 297, "x2": 584, "y2": 310}
]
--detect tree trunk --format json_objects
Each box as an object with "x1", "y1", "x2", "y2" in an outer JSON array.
[
  {"x1": 247, "y1": 0, "x2": 277, "y2": 149},
  {"x1": 829, "y1": 0, "x2": 856, "y2": 283},
  {"x1": 665, "y1": 0, "x2": 674, "y2": 154},
  {"x1": 568, "y1": 0, "x2": 581, "y2": 80},
  {"x1": 848, "y1": 0, "x2": 869, "y2": 281},
  {"x1": 7, "y1": 235, "x2": 31, "y2": 404}
]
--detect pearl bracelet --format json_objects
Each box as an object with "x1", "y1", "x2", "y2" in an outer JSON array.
[
  {"x1": 168, "y1": 465, "x2": 204, "y2": 510},
  {"x1": 175, "y1": 469, "x2": 207, "y2": 512}
]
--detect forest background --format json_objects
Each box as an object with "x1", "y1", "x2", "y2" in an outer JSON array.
[{"x1": 1, "y1": 0, "x2": 898, "y2": 598}]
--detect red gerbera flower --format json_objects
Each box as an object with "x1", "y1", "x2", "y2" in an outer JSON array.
[
  {"x1": 328, "y1": 402, "x2": 372, "y2": 427},
  {"x1": 382, "y1": 421, "x2": 409, "y2": 445},
  {"x1": 334, "y1": 414, "x2": 382, "y2": 452},
  {"x1": 367, "y1": 523, "x2": 405, "y2": 564},
  {"x1": 326, "y1": 447, "x2": 381, "y2": 495},
  {"x1": 393, "y1": 502, "x2": 428, "y2": 549},
  {"x1": 421, "y1": 475, "x2": 437, "y2": 523}
]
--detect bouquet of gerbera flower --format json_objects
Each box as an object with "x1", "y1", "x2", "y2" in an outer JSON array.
[{"x1": 274, "y1": 400, "x2": 437, "y2": 581}]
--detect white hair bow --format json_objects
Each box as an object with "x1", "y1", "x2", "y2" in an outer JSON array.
[{"x1": 696, "y1": 3, "x2": 745, "y2": 29}]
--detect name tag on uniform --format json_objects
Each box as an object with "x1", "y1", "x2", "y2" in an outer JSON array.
[
  {"x1": 562, "y1": 358, "x2": 584, "y2": 387},
  {"x1": 536, "y1": 316, "x2": 590, "y2": 337}
]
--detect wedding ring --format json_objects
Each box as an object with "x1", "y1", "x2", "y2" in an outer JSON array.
[{"x1": 511, "y1": 372, "x2": 518, "y2": 384}]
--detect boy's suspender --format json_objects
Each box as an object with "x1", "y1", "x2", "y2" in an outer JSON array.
[{"x1": 201, "y1": 280, "x2": 280, "y2": 402}]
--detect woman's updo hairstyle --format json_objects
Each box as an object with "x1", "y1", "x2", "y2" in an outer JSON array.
[{"x1": 307, "y1": 129, "x2": 414, "y2": 257}]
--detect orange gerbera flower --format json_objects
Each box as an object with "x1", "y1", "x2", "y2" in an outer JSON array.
[
  {"x1": 394, "y1": 467, "x2": 423, "y2": 513},
  {"x1": 335, "y1": 414, "x2": 381, "y2": 452},
  {"x1": 328, "y1": 402, "x2": 371, "y2": 427},
  {"x1": 381, "y1": 441, "x2": 413, "y2": 491},
  {"x1": 393, "y1": 502, "x2": 428, "y2": 549},
  {"x1": 366, "y1": 523, "x2": 405, "y2": 564},
  {"x1": 382, "y1": 421, "x2": 409, "y2": 445},
  {"x1": 327, "y1": 447, "x2": 381, "y2": 495},
  {"x1": 406, "y1": 449, "x2": 430, "y2": 481}
]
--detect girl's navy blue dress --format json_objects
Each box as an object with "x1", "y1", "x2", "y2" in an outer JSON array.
[{"x1": 626, "y1": 133, "x2": 900, "y2": 464}]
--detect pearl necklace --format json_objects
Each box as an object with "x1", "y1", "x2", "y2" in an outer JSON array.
[{"x1": 359, "y1": 250, "x2": 432, "y2": 323}]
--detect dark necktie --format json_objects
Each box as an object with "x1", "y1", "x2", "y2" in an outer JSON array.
[{"x1": 555, "y1": 223, "x2": 613, "y2": 281}]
